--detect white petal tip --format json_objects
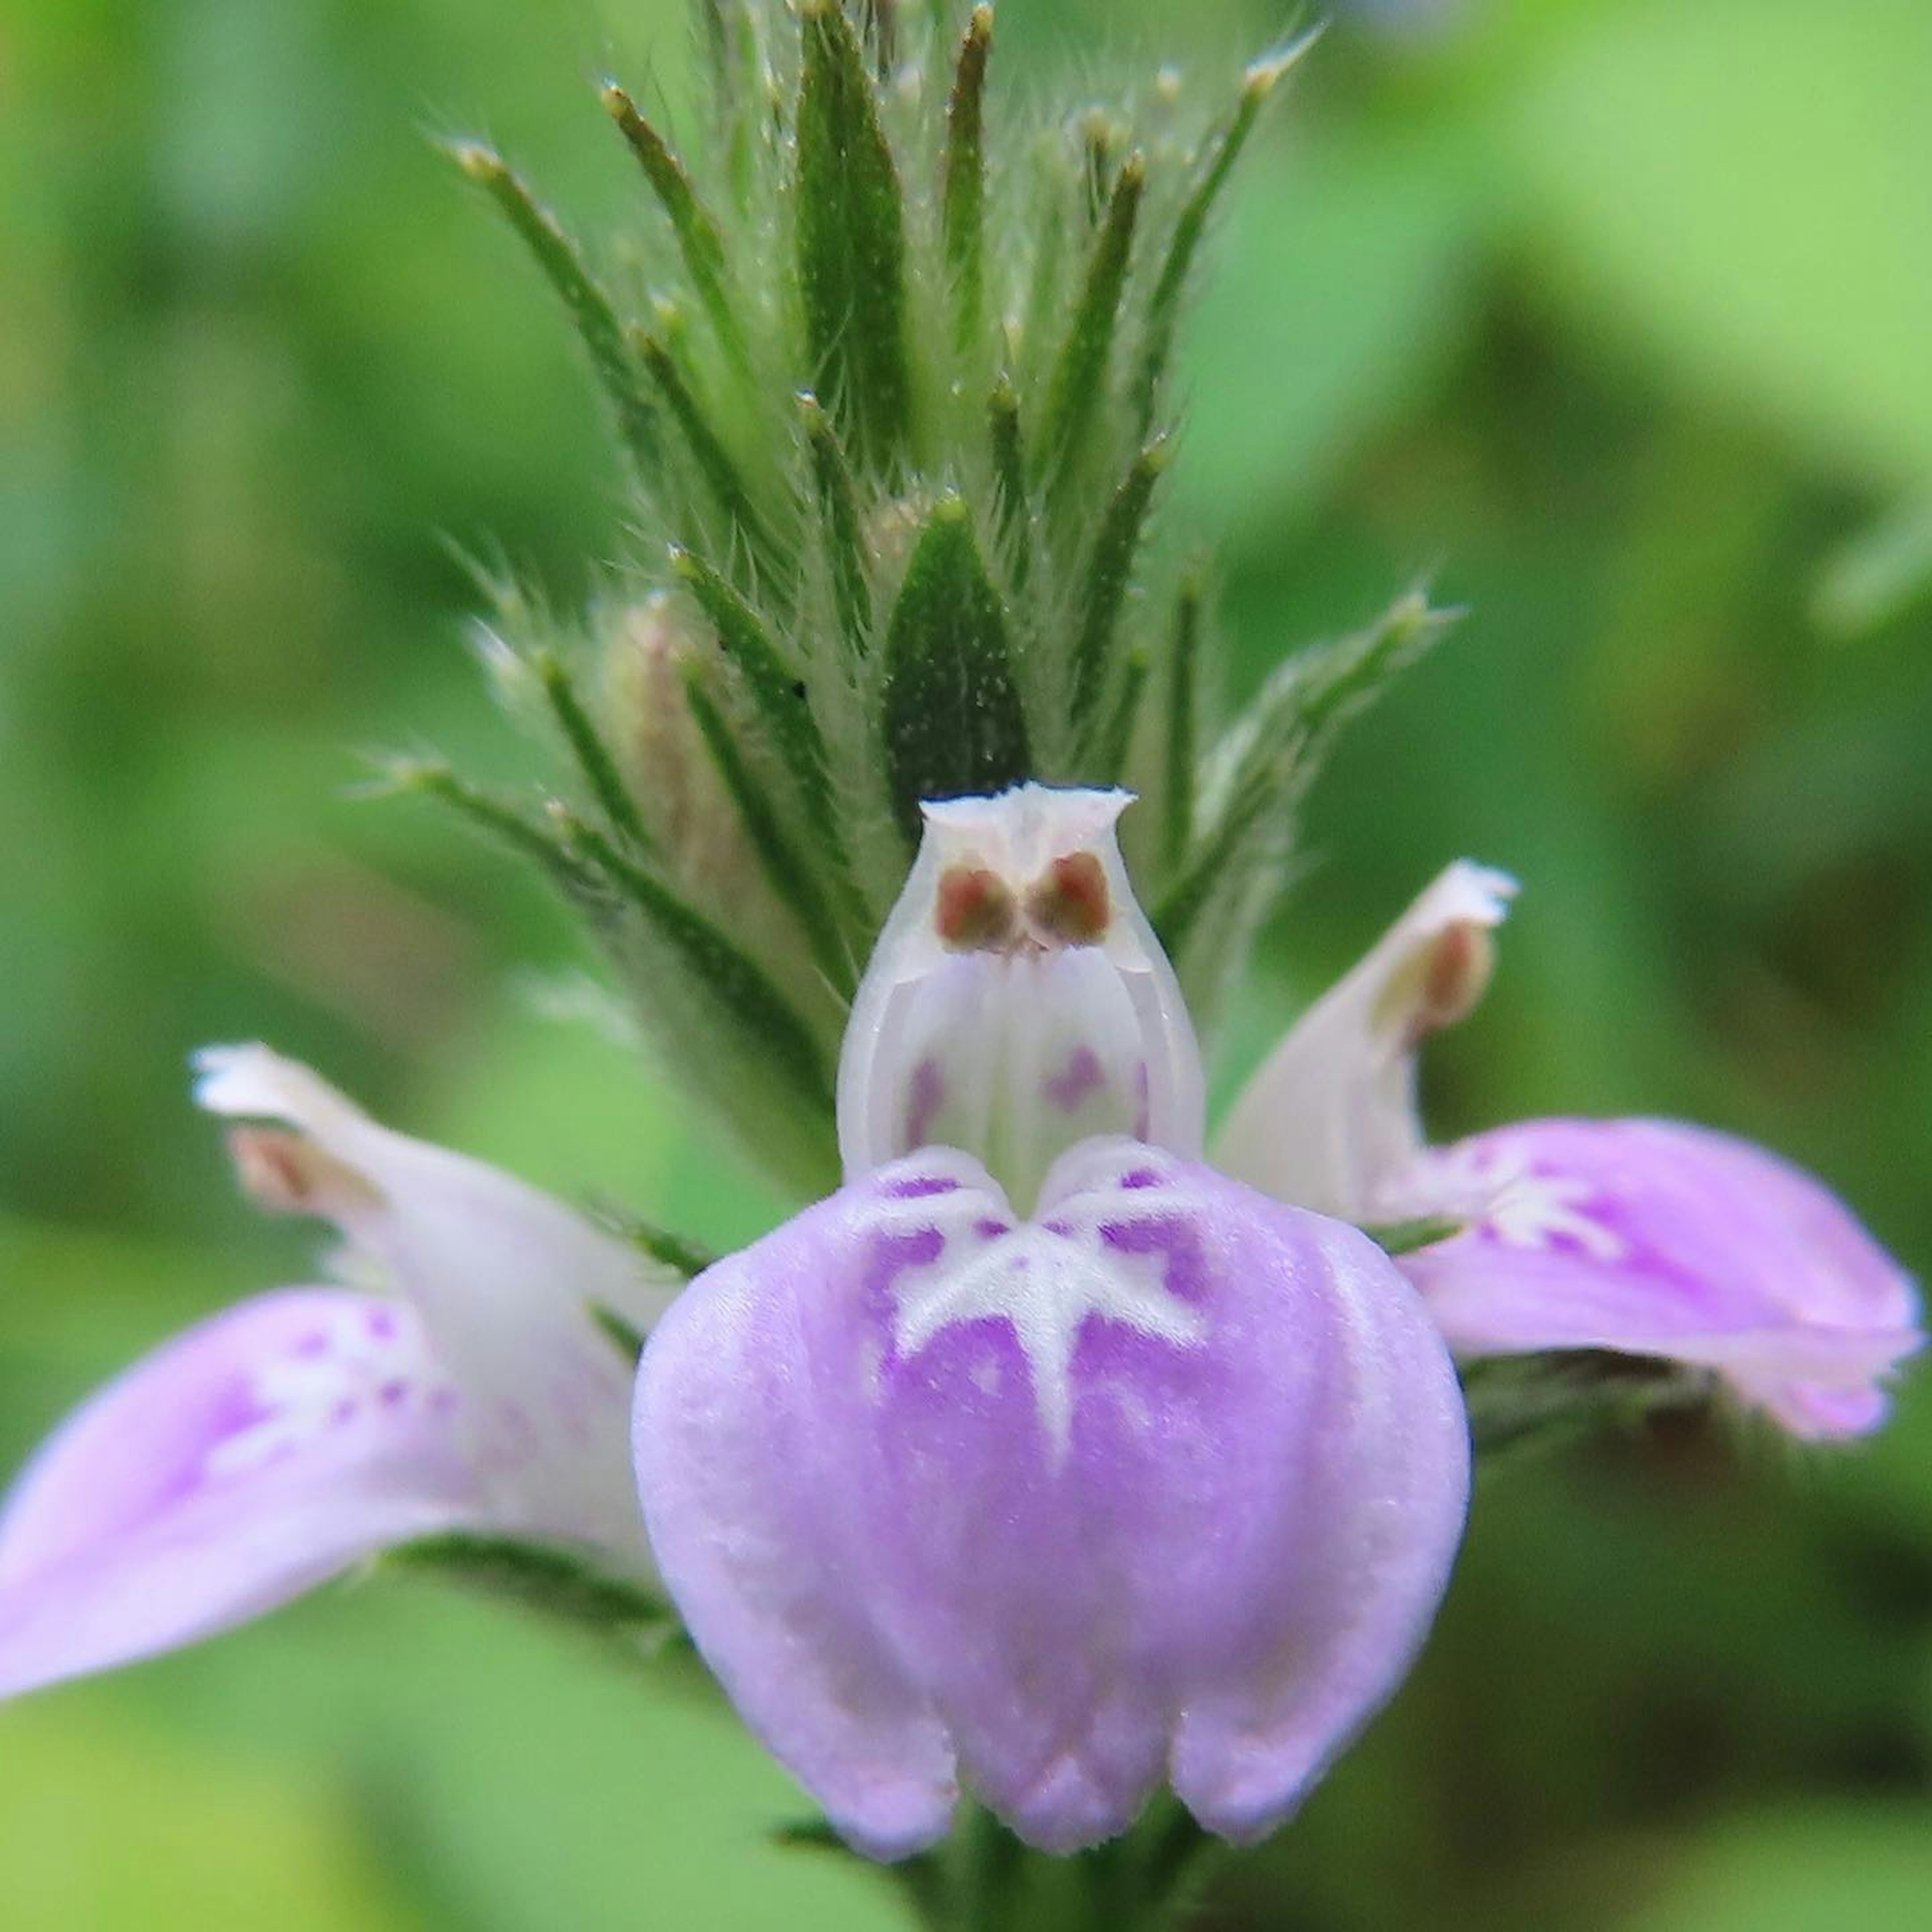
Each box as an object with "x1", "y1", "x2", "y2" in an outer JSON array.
[{"x1": 191, "y1": 1044, "x2": 368, "y2": 1134}]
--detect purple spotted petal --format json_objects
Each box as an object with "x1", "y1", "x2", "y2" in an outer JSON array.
[
  {"x1": 634, "y1": 1137, "x2": 1469, "y2": 1859},
  {"x1": 0, "y1": 1291, "x2": 480, "y2": 1699},
  {"x1": 1399, "y1": 1118, "x2": 1922, "y2": 1437}
]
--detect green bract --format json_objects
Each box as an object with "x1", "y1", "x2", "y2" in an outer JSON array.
[{"x1": 426, "y1": 1, "x2": 1451, "y2": 1191}]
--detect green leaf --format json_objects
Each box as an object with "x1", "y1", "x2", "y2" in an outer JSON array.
[
  {"x1": 684, "y1": 667, "x2": 858, "y2": 995},
  {"x1": 388, "y1": 759, "x2": 597, "y2": 898},
  {"x1": 796, "y1": 0, "x2": 914, "y2": 473},
  {"x1": 1619, "y1": 1807, "x2": 1932, "y2": 1932},
  {"x1": 385, "y1": 1533, "x2": 674, "y2": 1647},
  {"x1": 1133, "y1": 32, "x2": 1317, "y2": 433},
  {"x1": 634, "y1": 329, "x2": 777, "y2": 572},
  {"x1": 1155, "y1": 593, "x2": 1453, "y2": 980},
  {"x1": 1362, "y1": 1215, "x2": 1464, "y2": 1257},
  {"x1": 601, "y1": 81, "x2": 749, "y2": 376},
  {"x1": 1036, "y1": 152, "x2": 1146, "y2": 488},
  {"x1": 1159, "y1": 565, "x2": 1204, "y2": 872},
  {"x1": 449, "y1": 141, "x2": 659, "y2": 475},
  {"x1": 531, "y1": 649, "x2": 652, "y2": 852},
  {"x1": 671, "y1": 545, "x2": 838, "y2": 841},
  {"x1": 942, "y1": 7, "x2": 995, "y2": 352},
  {"x1": 591, "y1": 1203, "x2": 719, "y2": 1280},
  {"x1": 1461, "y1": 1352, "x2": 1708, "y2": 1460},
  {"x1": 560, "y1": 812, "x2": 835, "y2": 1115},
  {"x1": 799, "y1": 390, "x2": 873, "y2": 659},
  {"x1": 1071, "y1": 438, "x2": 1168, "y2": 724},
  {"x1": 1092, "y1": 643, "x2": 1150, "y2": 786},
  {"x1": 988, "y1": 373, "x2": 1032, "y2": 588},
  {"x1": 882, "y1": 497, "x2": 1031, "y2": 845}
]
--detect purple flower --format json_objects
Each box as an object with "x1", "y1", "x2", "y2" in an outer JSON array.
[
  {"x1": 0, "y1": 1046, "x2": 676, "y2": 1700},
  {"x1": 634, "y1": 788, "x2": 1470, "y2": 1858},
  {"x1": 1218, "y1": 863, "x2": 1922, "y2": 1436}
]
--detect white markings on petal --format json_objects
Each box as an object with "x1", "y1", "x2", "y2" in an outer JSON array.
[
  {"x1": 204, "y1": 1301, "x2": 455, "y2": 1480},
  {"x1": 865, "y1": 1146, "x2": 1211, "y2": 1465},
  {"x1": 1406, "y1": 1140, "x2": 1627, "y2": 1263}
]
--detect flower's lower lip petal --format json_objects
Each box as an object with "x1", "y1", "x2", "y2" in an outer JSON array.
[
  {"x1": 1401, "y1": 1118, "x2": 1921, "y2": 1437},
  {"x1": 634, "y1": 1142, "x2": 1470, "y2": 1857},
  {"x1": 631, "y1": 1247, "x2": 959, "y2": 1862},
  {"x1": 0, "y1": 1289, "x2": 484, "y2": 1701}
]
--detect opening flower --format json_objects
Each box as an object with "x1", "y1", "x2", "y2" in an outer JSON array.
[
  {"x1": 0, "y1": 1047, "x2": 676, "y2": 1701},
  {"x1": 1218, "y1": 863, "x2": 1923, "y2": 1437},
  {"x1": 633, "y1": 786, "x2": 1472, "y2": 1858}
]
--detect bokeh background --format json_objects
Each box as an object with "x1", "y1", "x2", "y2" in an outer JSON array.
[{"x1": 4, "y1": 0, "x2": 1930, "y2": 1924}]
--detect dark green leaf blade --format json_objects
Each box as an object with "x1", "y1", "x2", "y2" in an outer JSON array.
[
  {"x1": 1036, "y1": 151, "x2": 1146, "y2": 487},
  {"x1": 683, "y1": 667, "x2": 857, "y2": 995},
  {"x1": 559, "y1": 812, "x2": 835, "y2": 1115},
  {"x1": 798, "y1": 391, "x2": 873, "y2": 661},
  {"x1": 795, "y1": 0, "x2": 914, "y2": 473},
  {"x1": 449, "y1": 141, "x2": 659, "y2": 474},
  {"x1": 1159, "y1": 563, "x2": 1205, "y2": 873},
  {"x1": 1072, "y1": 437, "x2": 1168, "y2": 724},
  {"x1": 942, "y1": 6, "x2": 995, "y2": 353},
  {"x1": 670, "y1": 545, "x2": 837, "y2": 840},
  {"x1": 601, "y1": 80, "x2": 750, "y2": 375},
  {"x1": 882, "y1": 498, "x2": 1031, "y2": 845}
]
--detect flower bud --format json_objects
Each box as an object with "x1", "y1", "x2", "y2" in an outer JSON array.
[{"x1": 600, "y1": 592, "x2": 818, "y2": 994}]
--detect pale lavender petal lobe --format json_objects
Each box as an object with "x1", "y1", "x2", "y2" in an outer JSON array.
[
  {"x1": 1399, "y1": 1118, "x2": 1921, "y2": 1436},
  {"x1": 193, "y1": 1043, "x2": 665, "y2": 1567},
  {"x1": 634, "y1": 1141, "x2": 1469, "y2": 1857},
  {"x1": 0, "y1": 1291, "x2": 479, "y2": 1699}
]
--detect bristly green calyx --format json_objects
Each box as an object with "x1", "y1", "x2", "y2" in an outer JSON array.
[{"x1": 433, "y1": 3, "x2": 1435, "y2": 1195}]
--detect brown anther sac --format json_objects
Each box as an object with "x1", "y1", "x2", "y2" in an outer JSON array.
[
  {"x1": 1417, "y1": 922, "x2": 1495, "y2": 1033},
  {"x1": 936, "y1": 864, "x2": 1019, "y2": 950},
  {"x1": 1026, "y1": 851, "x2": 1111, "y2": 946},
  {"x1": 227, "y1": 1128, "x2": 380, "y2": 1219}
]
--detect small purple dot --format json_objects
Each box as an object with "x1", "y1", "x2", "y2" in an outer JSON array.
[
  {"x1": 1119, "y1": 1168, "x2": 1162, "y2": 1190},
  {"x1": 881, "y1": 1173, "x2": 961, "y2": 1200}
]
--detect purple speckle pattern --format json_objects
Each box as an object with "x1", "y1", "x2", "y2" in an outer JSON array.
[
  {"x1": 0, "y1": 1291, "x2": 480, "y2": 1702},
  {"x1": 634, "y1": 1140, "x2": 1469, "y2": 1860},
  {"x1": 1402, "y1": 1117, "x2": 1921, "y2": 1437}
]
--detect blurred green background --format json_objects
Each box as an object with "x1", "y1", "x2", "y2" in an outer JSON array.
[{"x1": 4, "y1": 0, "x2": 1930, "y2": 1924}]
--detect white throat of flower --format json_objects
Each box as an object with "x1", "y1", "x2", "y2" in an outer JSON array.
[{"x1": 837, "y1": 786, "x2": 1205, "y2": 1209}]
